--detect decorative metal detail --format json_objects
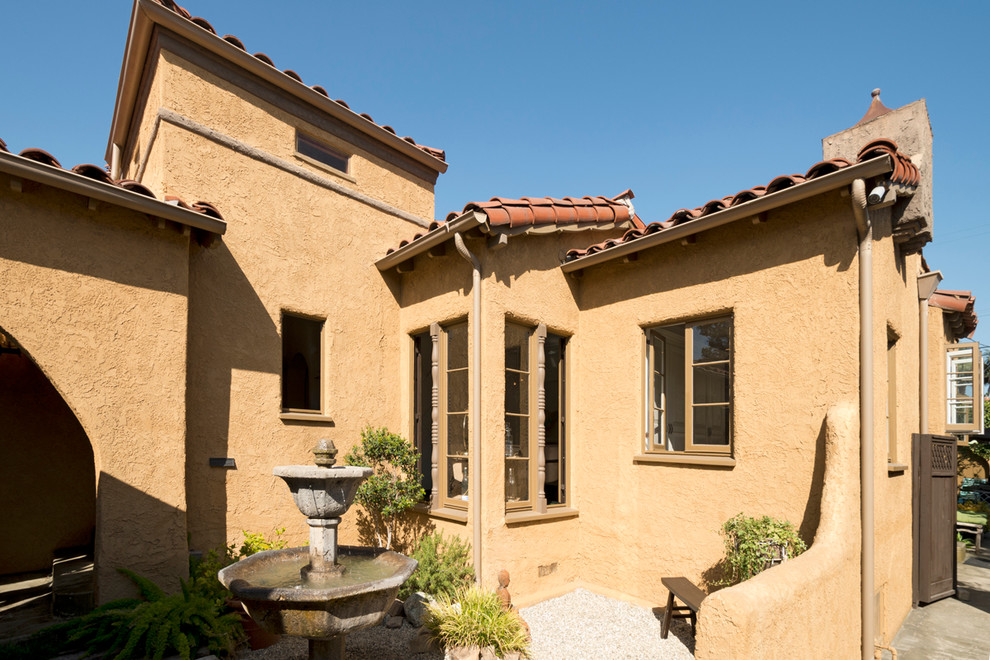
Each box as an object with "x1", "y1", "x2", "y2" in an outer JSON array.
[
  {"x1": 931, "y1": 442, "x2": 953, "y2": 472},
  {"x1": 429, "y1": 323, "x2": 440, "y2": 509},
  {"x1": 536, "y1": 323, "x2": 547, "y2": 514}
]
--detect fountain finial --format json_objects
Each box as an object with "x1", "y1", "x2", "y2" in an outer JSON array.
[{"x1": 312, "y1": 438, "x2": 338, "y2": 467}]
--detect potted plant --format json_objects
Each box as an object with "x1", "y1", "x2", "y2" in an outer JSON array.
[
  {"x1": 719, "y1": 513, "x2": 807, "y2": 586},
  {"x1": 425, "y1": 585, "x2": 529, "y2": 660}
]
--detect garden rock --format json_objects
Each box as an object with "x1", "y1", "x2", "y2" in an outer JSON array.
[
  {"x1": 445, "y1": 645, "x2": 481, "y2": 660},
  {"x1": 387, "y1": 598, "x2": 405, "y2": 618},
  {"x1": 405, "y1": 591, "x2": 433, "y2": 627},
  {"x1": 409, "y1": 625, "x2": 440, "y2": 654},
  {"x1": 385, "y1": 615, "x2": 404, "y2": 629}
]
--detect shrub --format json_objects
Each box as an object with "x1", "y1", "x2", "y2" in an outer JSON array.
[
  {"x1": 399, "y1": 531, "x2": 475, "y2": 600},
  {"x1": 958, "y1": 500, "x2": 990, "y2": 515},
  {"x1": 720, "y1": 513, "x2": 807, "y2": 585},
  {"x1": 425, "y1": 585, "x2": 529, "y2": 658},
  {"x1": 64, "y1": 569, "x2": 242, "y2": 660},
  {"x1": 345, "y1": 426, "x2": 425, "y2": 549},
  {"x1": 239, "y1": 527, "x2": 288, "y2": 556}
]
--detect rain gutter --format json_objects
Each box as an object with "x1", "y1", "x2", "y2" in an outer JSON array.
[
  {"x1": 375, "y1": 211, "x2": 488, "y2": 272},
  {"x1": 0, "y1": 150, "x2": 227, "y2": 237},
  {"x1": 561, "y1": 156, "x2": 893, "y2": 274}
]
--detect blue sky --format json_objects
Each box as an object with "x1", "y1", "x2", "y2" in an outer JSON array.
[{"x1": 1, "y1": 1, "x2": 987, "y2": 350}]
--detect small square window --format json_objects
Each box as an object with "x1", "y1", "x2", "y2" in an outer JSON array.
[
  {"x1": 282, "y1": 313, "x2": 324, "y2": 413},
  {"x1": 296, "y1": 132, "x2": 349, "y2": 173}
]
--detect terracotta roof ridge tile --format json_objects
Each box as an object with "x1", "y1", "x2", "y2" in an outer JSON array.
[
  {"x1": 564, "y1": 139, "x2": 920, "y2": 263},
  {"x1": 149, "y1": 0, "x2": 446, "y2": 163},
  {"x1": 2, "y1": 136, "x2": 224, "y2": 227}
]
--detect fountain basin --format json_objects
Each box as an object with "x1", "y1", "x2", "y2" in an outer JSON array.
[
  {"x1": 218, "y1": 545, "x2": 416, "y2": 640},
  {"x1": 273, "y1": 465, "x2": 372, "y2": 519}
]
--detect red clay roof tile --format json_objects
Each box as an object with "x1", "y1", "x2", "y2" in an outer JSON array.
[
  {"x1": 930, "y1": 289, "x2": 978, "y2": 339},
  {"x1": 2, "y1": 136, "x2": 224, "y2": 232},
  {"x1": 565, "y1": 140, "x2": 918, "y2": 262},
  {"x1": 149, "y1": 0, "x2": 446, "y2": 163}
]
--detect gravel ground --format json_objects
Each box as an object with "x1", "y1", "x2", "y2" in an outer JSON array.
[{"x1": 241, "y1": 588, "x2": 693, "y2": 659}]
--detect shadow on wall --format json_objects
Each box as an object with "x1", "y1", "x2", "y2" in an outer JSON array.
[
  {"x1": 0, "y1": 348, "x2": 95, "y2": 576},
  {"x1": 95, "y1": 472, "x2": 190, "y2": 602},
  {"x1": 184, "y1": 240, "x2": 279, "y2": 553}
]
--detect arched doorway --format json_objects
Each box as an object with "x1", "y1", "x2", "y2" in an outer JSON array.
[{"x1": 0, "y1": 328, "x2": 96, "y2": 634}]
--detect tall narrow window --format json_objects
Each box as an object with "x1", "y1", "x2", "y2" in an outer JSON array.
[
  {"x1": 645, "y1": 316, "x2": 732, "y2": 455},
  {"x1": 504, "y1": 322, "x2": 568, "y2": 513},
  {"x1": 281, "y1": 313, "x2": 323, "y2": 413},
  {"x1": 412, "y1": 332, "x2": 433, "y2": 500},
  {"x1": 442, "y1": 322, "x2": 470, "y2": 507},
  {"x1": 946, "y1": 342, "x2": 984, "y2": 434},
  {"x1": 887, "y1": 332, "x2": 898, "y2": 463}
]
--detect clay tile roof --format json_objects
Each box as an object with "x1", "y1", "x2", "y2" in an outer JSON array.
[
  {"x1": 384, "y1": 191, "x2": 642, "y2": 258},
  {"x1": 149, "y1": 0, "x2": 445, "y2": 163},
  {"x1": 564, "y1": 140, "x2": 918, "y2": 263},
  {"x1": 930, "y1": 289, "x2": 979, "y2": 339},
  {"x1": 1, "y1": 136, "x2": 224, "y2": 240},
  {"x1": 19, "y1": 148, "x2": 62, "y2": 169},
  {"x1": 856, "y1": 89, "x2": 894, "y2": 126},
  {"x1": 445, "y1": 192, "x2": 645, "y2": 230}
]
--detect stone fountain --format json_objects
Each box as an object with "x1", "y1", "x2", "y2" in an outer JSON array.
[{"x1": 218, "y1": 439, "x2": 418, "y2": 660}]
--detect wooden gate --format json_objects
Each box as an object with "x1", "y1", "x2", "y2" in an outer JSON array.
[{"x1": 912, "y1": 434, "x2": 958, "y2": 604}]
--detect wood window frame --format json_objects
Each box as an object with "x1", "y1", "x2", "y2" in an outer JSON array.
[
  {"x1": 280, "y1": 311, "x2": 325, "y2": 415},
  {"x1": 946, "y1": 341, "x2": 984, "y2": 435},
  {"x1": 430, "y1": 321, "x2": 470, "y2": 511},
  {"x1": 504, "y1": 322, "x2": 569, "y2": 514},
  {"x1": 644, "y1": 315, "x2": 733, "y2": 457}
]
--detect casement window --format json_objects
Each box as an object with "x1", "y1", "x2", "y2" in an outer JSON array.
[
  {"x1": 295, "y1": 131, "x2": 350, "y2": 174},
  {"x1": 645, "y1": 316, "x2": 732, "y2": 455},
  {"x1": 281, "y1": 313, "x2": 324, "y2": 413},
  {"x1": 504, "y1": 322, "x2": 568, "y2": 513},
  {"x1": 946, "y1": 341, "x2": 984, "y2": 435},
  {"x1": 412, "y1": 322, "x2": 470, "y2": 510}
]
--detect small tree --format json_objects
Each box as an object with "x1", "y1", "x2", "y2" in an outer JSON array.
[{"x1": 345, "y1": 426, "x2": 424, "y2": 549}]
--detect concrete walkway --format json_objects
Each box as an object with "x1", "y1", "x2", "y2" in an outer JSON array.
[{"x1": 892, "y1": 547, "x2": 990, "y2": 659}]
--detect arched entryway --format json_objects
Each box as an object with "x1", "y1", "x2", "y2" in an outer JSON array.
[{"x1": 0, "y1": 327, "x2": 96, "y2": 634}]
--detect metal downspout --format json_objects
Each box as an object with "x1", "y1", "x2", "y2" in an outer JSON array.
[
  {"x1": 454, "y1": 232, "x2": 483, "y2": 582},
  {"x1": 851, "y1": 178, "x2": 874, "y2": 660}
]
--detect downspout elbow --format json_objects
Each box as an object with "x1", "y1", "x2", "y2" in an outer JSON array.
[
  {"x1": 851, "y1": 178, "x2": 869, "y2": 239},
  {"x1": 454, "y1": 232, "x2": 480, "y2": 271}
]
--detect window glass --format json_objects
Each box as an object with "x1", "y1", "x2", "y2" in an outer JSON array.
[
  {"x1": 281, "y1": 313, "x2": 323, "y2": 412},
  {"x1": 296, "y1": 132, "x2": 349, "y2": 173}
]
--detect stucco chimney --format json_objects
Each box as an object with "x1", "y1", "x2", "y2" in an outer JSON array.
[{"x1": 822, "y1": 90, "x2": 933, "y2": 252}]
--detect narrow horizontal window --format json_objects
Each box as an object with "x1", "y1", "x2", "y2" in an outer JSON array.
[{"x1": 296, "y1": 132, "x2": 349, "y2": 173}]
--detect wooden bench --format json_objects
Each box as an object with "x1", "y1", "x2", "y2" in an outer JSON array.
[
  {"x1": 957, "y1": 521, "x2": 984, "y2": 553},
  {"x1": 660, "y1": 576, "x2": 707, "y2": 639}
]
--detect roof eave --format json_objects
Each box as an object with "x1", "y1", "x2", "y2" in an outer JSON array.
[
  {"x1": 0, "y1": 150, "x2": 227, "y2": 236},
  {"x1": 376, "y1": 211, "x2": 488, "y2": 271},
  {"x1": 561, "y1": 155, "x2": 895, "y2": 274},
  {"x1": 106, "y1": 0, "x2": 448, "y2": 174}
]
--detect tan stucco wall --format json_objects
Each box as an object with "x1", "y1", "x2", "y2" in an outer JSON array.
[
  {"x1": 0, "y1": 175, "x2": 191, "y2": 600},
  {"x1": 696, "y1": 403, "x2": 861, "y2": 659},
  {"x1": 0, "y1": 354, "x2": 95, "y2": 574},
  {"x1": 120, "y1": 38, "x2": 441, "y2": 556}
]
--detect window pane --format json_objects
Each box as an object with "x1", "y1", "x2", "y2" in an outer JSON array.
[
  {"x1": 296, "y1": 132, "x2": 349, "y2": 172},
  {"x1": 282, "y1": 314, "x2": 323, "y2": 411},
  {"x1": 949, "y1": 354, "x2": 973, "y2": 374},
  {"x1": 694, "y1": 362, "x2": 730, "y2": 403},
  {"x1": 448, "y1": 369, "x2": 469, "y2": 412},
  {"x1": 447, "y1": 324, "x2": 468, "y2": 370},
  {"x1": 950, "y1": 401, "x2": 975, "y2": 425},
  {"x1": 693, "y1": 320, "x2": 732, "y2": 363},
  {"x1": 505, "y1": 372, "x2": 529, "y2": 414},
  {"x1": 447, "y1": 458, "x2": 468, "y2": 500},
  {"x1": 505, "y1": 458, "x2": 529, "y2": 503},
  {"x1": 447, "y1": 413, "x2": 468, "y2": 455},
  {"x1": 505, "y1": 324, "x2": 529, "y2": 371},
  {"x1": 505, "y1": 415, "x2": 528, "y2": 457},
  {"x1": 950, "y1": 375, "x2": 974, "y2": 398},
  {"x1": 693, "y1": 406, "x2": 730, "y2": 446}
]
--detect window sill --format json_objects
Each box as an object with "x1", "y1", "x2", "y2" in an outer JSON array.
[
  {"x1": 279, "y1": 412, "x2": 335, "y2": 424},
  {"x1": 887, "y1": 462, "x2": 909, "y2": 474},
  {"x1": 505, "y1": 507, "x2": 579, "y2": 525},
  {"x1": 411, "y1": 503, "x2": 468, "y2": 524},
  {"x1": 634, "y1": 453, "x2": 735, "y2": 468}
]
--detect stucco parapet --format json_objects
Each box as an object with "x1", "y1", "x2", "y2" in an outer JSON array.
[
  {"x1": 504, "y1": 507, "x2": 579, "y2": 526},
  {"x1": 633, "y1": 453, "x2": 736, "y2": 468}
]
